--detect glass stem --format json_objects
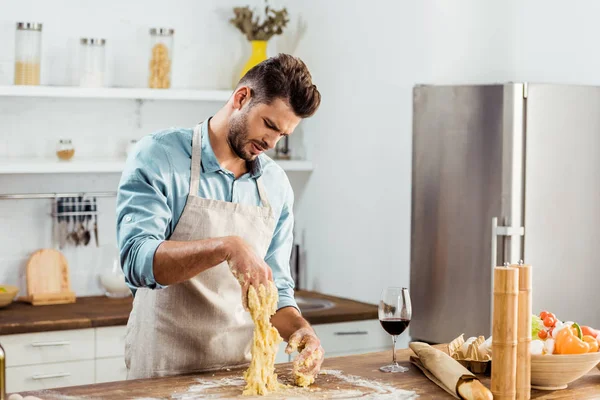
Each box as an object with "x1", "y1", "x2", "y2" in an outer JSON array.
[{"x1": 392, "y1": 335, "x2": 397, "y2": 365}]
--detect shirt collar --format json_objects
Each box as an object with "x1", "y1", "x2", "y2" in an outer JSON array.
[{"x1": 200, "y1": 119, "x2": 264, "y2": 178}]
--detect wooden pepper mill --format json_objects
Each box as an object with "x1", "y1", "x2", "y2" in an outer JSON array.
[
  {"x1": 491, "y1": 263, "x2": 519, "y2": 400},
  {"x1": 515, "y1": 260, "x2": 532, "y2": 400}
]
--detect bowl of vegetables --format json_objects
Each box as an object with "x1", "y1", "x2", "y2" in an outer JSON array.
[
  {"x1": 530, "y1": 311, "x2": 600, "y2": 390},
  {"x1": 0, "y1": 285, "x2": 18, "y2": 308}
]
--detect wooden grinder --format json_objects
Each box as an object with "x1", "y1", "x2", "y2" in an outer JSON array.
[
  {"x1": 515, "y1": 261, "x2": 532, "y2": 400},
  {"x1": 491, "y1": 264, "x2": 519, "y2": 400}
]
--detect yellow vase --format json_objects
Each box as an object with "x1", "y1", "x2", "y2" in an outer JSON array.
[{"x1": 240, "y1": 40, "x2": 268, "y2": 79}]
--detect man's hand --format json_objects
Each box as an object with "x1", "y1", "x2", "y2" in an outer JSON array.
[
  {"x1": 225, "y1": 236, "x2": 273, "y2": 308},
  {"x1": 286, "y1": 327, "x2": 325, "y2": 379}
]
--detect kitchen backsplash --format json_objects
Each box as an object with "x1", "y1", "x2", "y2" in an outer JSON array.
[{"x1": 0, "y1": 193, "x2": 119, "y2": 296}]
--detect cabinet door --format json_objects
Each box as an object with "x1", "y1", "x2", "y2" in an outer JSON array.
[
  {"x1": 95, "y1": 356, "x2": 127, "y2": 383},
  {"x1": 7, "y1": 360, "x2": 95, "y2": 393},
  {"x1": 95, "y1": 326, "x2": 127, "y2": 358},
  {"x1": 313, "y1": 320, "x2": 390, "y2": 357},
  {"x1": 0, "y1": 329, "x2": 95, "y2": 367}
]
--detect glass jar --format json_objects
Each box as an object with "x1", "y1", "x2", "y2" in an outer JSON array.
[
  {"x1": 79, "y1": 38, "x2": 106, "y2": 87},
  {"x1": 14, "y1": 22, "x2": 42, "y2": 86},
  {"x1": 148, "y1": 28, "x2": 174, "y2": 89},
  {"x1": 56, "y1": 139, "x2": 75, "y2": 161}
]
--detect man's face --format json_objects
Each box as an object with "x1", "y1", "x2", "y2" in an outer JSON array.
[{"x1": 228, "y1": 98, "x2": 301, "y2": 161}]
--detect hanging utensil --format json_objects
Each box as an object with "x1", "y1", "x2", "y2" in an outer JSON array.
[
  {"x1": 76, "y1": 195, "x2": 86, "y2": 244},
  {"x1": 83, "y1": 197, "x2": 91, "y2": 246},
  {"x1": 93, "y1": 197, "x2": 99, "y2": 247},
  {"x1": 57, "y1": 198, "x2": 65, "y2": 249},
  {"x1": 67, "y1": 197, "x2": 80, "y2": 246}
]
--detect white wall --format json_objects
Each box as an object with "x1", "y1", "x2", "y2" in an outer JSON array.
[
  {"x1": 0, "y1": 0, "x2": 267, "y2": 296},
  {"x1": 292, "y1": 0, "x2": 516, "y2": 304},
  {"x1": 5, "y1": 0, "x2": 596, "y2": 309}
]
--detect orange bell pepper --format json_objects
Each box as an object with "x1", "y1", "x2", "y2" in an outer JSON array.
[
  {"x1": 583, "y1": 335, "x2": 599, "y2": 353},
  {"x1": 555, "y1": 325, "x2": 590, "y2": 354}
]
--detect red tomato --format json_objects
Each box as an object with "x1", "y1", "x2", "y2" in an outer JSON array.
[
  {"x1": 581, "y1": 326, "x2": 599, "y2": 338},
  {"x1": 548, "y1": 313, "x2": 556, "y2": 321},
  {"x1": 538, "y1": 330, "x2": 548, "y2": 339},
  {"x1": 540, "y1": 311, "x2": 549, "y2": 320},
  {"x1": 543, "y1": 316, "x2": 556, "y2": 328}
]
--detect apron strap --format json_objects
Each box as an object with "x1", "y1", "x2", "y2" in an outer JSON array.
[
  {"x1": 256, "y1": 176, "x2": 271, "y2": 209},
  {"x1": 189, "y1": 122, "x2": 203, "y2": 197}
]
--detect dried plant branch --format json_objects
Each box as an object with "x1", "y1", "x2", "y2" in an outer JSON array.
[{"x1": 230, "y1": 5, "x2": 289, "y2": 41}]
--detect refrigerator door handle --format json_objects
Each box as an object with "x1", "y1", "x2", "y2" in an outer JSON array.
[{"x1": 491, "y1": 217, "x2": 525, "y2": 270}]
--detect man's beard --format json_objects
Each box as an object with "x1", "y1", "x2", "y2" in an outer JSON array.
[{"x1": 227, "y1": 112, "x2": 254, "y2": 161}]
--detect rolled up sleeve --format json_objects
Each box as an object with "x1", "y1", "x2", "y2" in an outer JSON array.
[
  {"x1": 116, "y1": 137, "x2": 173, "y2": 291},
  {"x1": 264, "y1": 180, "x2": 299, "y2": 312}
]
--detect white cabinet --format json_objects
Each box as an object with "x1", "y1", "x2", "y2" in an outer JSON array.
[
  {"x1": 7, "y1": 360, "x2": 95, "y2": 392},
  {"x1": 1, "y1": 329, "x2": 95, "y2": 367},
  {"x1": 95, "y1": 357, "x2": 127, "y2": 383},
  {"x1": 95, "y1": 326, "x2": 126, "y2": 358},
  {"x1": 313, "y1": 320, "x2": 390, "y2": 358}
]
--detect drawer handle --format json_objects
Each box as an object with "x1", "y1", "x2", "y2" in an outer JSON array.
[
  {"x1": 32, "y1": 372, "x2": 71, "y2": 380},
  {"x1": 31, "y1": 341, "x2": 71, "y2": 347},
  {"x1": 334, "y1": 331, "x2": 369, "y2": 336}
]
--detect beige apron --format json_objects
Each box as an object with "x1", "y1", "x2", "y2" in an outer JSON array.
[{"x1": 125, "y1": 121, "x2": 277, "y2": 379}]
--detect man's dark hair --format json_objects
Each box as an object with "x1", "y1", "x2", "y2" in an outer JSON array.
[{"x1": 238, "y1": 53, "x2": 321, "y2": 118}]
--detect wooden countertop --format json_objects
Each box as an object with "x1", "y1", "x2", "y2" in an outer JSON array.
[
  {"x1": 0, "y1": 290, "x2": 377, "y2": 335},
  {"x1": 14, "y1": 346, "x2": 600, "y2": 399}
]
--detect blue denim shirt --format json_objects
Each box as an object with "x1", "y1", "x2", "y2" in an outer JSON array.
[{"x1": 116, "y1": 121, "x2": 298, "y2": 311}]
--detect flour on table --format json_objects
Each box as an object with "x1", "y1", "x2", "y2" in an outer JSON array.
[{"x1": 174, "y1": 369, "x2": 418, "y2": 399}]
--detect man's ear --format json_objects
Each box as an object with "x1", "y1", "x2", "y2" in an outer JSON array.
[{"x1": 232, "y1": 86, "x2": 252, "y2": 110}]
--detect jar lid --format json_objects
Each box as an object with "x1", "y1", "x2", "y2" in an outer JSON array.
[
  {"x1": 16, "y1": 22, "x2": 43, "y2": 31},
  {"x1": 150, "y1": 28, "x2": 174, "y2": 36},
  {"x1": 80, "y1": 38, "x2": 106, "y2": 46}
]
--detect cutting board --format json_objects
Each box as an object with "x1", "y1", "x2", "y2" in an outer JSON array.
[{"x1": 20, "y1": 248, "x2": 76, "y2": 305}]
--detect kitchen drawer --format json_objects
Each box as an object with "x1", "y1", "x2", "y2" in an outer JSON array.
[
  {"x1": 95, "y1": 356, "x2": 127, "y2": 383},
  {"x1": 0, "y1": 329, "x2": 95, "y2": 367},
  {"x1": 313, "y1": 320, "x2": 389, "y2": 357},
  {"x1": 95, "y1": 326, "x2": 127, "y2": 358},
  {"x1": 6, "y1": 359, "x2": 95, "y2": 393}
]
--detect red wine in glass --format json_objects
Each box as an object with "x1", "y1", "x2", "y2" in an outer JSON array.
[
  {"x1": 379, "y1": 287, "x2": 412, "y2": 373},
  {"x1": 380, "y1": 318, "x2": 410, "y2": 336}
]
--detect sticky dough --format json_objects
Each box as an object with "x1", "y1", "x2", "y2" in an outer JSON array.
[
  {"x1": 293, "y1": 348, "x2": 322, "y2": 387},
  {"x1": 242, "y1": 281, "x2": 284, "y2": 396}
]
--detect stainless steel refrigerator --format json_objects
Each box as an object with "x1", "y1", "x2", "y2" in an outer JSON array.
[{"x1": 410, "y1": 83, "x2": 600, "y2": 344}]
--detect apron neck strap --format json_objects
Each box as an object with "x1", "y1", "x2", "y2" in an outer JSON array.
[
  {"x1": 190, "y1": 122, "x2": 203, "y2": 197},
  {"x1": 256, "y1": 177, "x2": 271, "y2": 208},
  {"x1": 190, "y1": 121, "x2": 271, "y2": 209}
]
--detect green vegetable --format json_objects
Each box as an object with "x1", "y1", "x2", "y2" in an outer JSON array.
[
  {"x1": 0, "y1": 287, "x2": 6, "y2": 293},
  {"x1": 532, "y1": 314, "x2": 544, "y2": 339},
  {"x1": 573, "y1": 322, "x2": 583, "y2": 340}
]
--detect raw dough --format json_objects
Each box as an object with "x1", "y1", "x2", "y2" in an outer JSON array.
[
  {"x1": 293, "y1": 348, "x2": 322, "y2": 387},
  {"x1": 242, "y1": 281, "x2": 284, "y2": 395}
]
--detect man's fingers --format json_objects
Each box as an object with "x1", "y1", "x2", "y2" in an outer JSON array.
[
  {"x1": 286, "y1": 331, "x2": 303, "y2": 354},
  {"x1": 241, "y1": 282, "x2": 250, "y2": 310},
  {"x1": 295, "y1": 338, "x2": 319, "y2": 364}
]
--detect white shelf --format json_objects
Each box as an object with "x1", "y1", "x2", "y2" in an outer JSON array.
[
  {"x1": 0, "y1": 158, "x2": 313, "y2": 174},
  {"x1": 0, "y1": 85, "x2": 232, "y2": 101}
]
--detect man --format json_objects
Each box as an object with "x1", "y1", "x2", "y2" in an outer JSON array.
[{"x1": 116, "y1": 54, "x2": 324, "y2": 382}]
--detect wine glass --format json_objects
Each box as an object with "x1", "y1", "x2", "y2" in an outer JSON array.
[{"x1": 379, "y1": 287, "x2": 412, "y2": 373}]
